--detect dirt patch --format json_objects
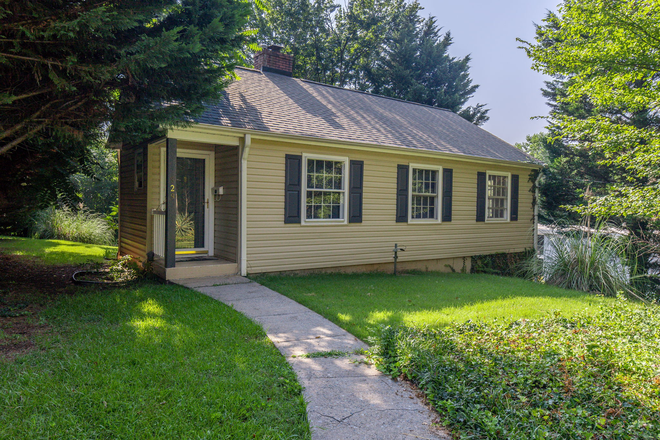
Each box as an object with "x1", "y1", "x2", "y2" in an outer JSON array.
[{"x1": 0, "y1": 252, "x2": 83, "y2": 361}]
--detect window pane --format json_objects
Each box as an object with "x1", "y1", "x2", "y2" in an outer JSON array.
[{"x1": 487, "y1": 174, "x2": 508, "y2": 219}]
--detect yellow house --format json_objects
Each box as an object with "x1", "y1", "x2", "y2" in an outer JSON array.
[{"x1": 117, "y1": 46, "x2": 542, "y2": 280}]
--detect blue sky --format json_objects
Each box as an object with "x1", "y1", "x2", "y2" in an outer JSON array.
[{"x1": 416, "y1": 0, "x2": 560, "y2": 145}]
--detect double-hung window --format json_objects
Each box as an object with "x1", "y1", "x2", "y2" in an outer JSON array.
[
  {"x1": 486, "y1": 172, "x2": 510, "y2": 221},
  {"x1": 409, "y1": 164, "x2": 442, "y2": 222},
  {"x1": 303, "y1": 155, "x2": 348, "y2": 223}
]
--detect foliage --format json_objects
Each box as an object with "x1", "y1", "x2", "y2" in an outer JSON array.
[
  {"x1": 471, "y1": 250, "x2": 534, "y2": 277},
  {"x1": 31, "y1": 206, "x2": 115, "y2": 246},
  {"x1": 519, "y1": 1, "x2": 660, "y2": 221},
  {"x1": 0, "y1": 236, "x2": 116, "y2": 266},
  {"x1": 369, "y1": 298, "x2": 660, "y2": 439},
  {"x1": 175, "y1": 212, "x2": 195, "y2": 247},
  {"x1": 0, "y1": 0, "x2": 251, "y2": 226},
  {"x1": 516, "y1": 132, "x2": 613, "y2": 224},
  {"x1": 109, "y1": 255, "x2": 153, "y2": 282},
  {"x1": 252, "y1": 0, "x2": 489, "y2": 124},
  {"x1": 523, "y1": 226, "x2": 656, "y2": 300},
  {"x1": 69, "y1": 143, "x2": 118, "y2": 216},
  {"x1": 252, "y1": 272, "x2": 612, "y2": 341},
  {"x1": 0, "y1": 282, "x2": 311, "y2": 439}
]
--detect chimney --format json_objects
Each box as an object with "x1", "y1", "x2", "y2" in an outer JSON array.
[{"x1": 254, "y1": 45, "x2": 293, "y2": 77}]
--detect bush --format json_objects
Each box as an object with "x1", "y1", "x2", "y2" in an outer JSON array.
[
  {"x1": 31, "y1": 206, "x2": 115, "y2": 245},
  {"x1": 471, "y1": 250, "x2": 534, "y2": 277},
  {"x1": 369, "y1": 298, "x2": 660, "y2": 439},
  {"x1": 524, "y1": 228, "x2": 644, "y2": 298}
]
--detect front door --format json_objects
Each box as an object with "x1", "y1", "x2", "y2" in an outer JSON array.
[{"x1": 161, "y1": 149, "x2": 214, "y2": 257}]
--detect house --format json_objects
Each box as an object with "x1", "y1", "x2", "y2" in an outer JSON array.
[{"x1": 117, "y1": 46, "x2": 542, "y2": 280}]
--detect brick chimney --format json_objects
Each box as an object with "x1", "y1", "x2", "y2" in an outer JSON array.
[{"x1": 254, "y1": 45, "x2": 293, "y2": 77}]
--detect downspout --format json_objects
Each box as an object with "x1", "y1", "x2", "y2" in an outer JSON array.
[
  {"x1": 239, "y1": 134, "x2": 251, "y2": 276},
  {"x1": 533, "y1": 171, "x2": 541, "y2": 255}
]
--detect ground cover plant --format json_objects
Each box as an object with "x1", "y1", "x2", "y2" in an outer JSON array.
[
  {"x1": 370, "y1": 299, "x2": 660, "y2": 439},
  {"x1": 252, "y1": 272, "x2": 613, "y2": 341},
  {"x1": 0, "y1": 236, "x2": 116, "y2": 266}
]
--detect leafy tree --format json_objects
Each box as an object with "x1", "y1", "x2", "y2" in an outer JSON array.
[
  {"x1": 0, "y1": 0, "x2": 251, "y2": 229},
  {"x1": 519, "y1": 0, "x2": 660, "y2": 221},
  {"x1": 366, "y1": 8, "x2": 489, "y2": 124},
  {"x1": 254, "y1": 0, "x2": 488, "y2": 124}
]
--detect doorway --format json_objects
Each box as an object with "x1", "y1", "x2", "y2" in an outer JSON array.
[{"x1": 161, "y1": 148, "x2": 214, "y2": 257}]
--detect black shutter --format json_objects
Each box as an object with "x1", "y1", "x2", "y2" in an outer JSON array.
[
  {"x1": 442, "y1": 168, "x2": 453, "y2": 222},
  {"x1": 284, "y1": 154, "x2": 302, "y2": 224},
  {"x1": 510, "y1": 174, "x2": 519, "y2": 221},
  {"x1": 396, "y1": 165, "x2": 409, "y2": 222},
  {"x1": 476, "y1": 171, "x2": 486, "y2": 222},
  {"x1": 348, "y1": 160, "x2": 364, "y2": 223}
]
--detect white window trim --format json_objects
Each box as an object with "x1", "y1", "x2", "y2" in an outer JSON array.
[
  {"x1": 159, "y1": 147, "x2": 215, "y2": 254},
  {"x1": 485, "y1": 171, "x2": 511, "y2": 222},
  {"x1": 408, "y1": 163, "x2": 442, "y2": 224},
  {"x1": 301, "y1": 153, "x2": 349, "y2": 225}
]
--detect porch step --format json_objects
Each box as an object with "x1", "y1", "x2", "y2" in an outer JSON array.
[{"x1": 153, "y1": 259, "x2": 238, "y2": 280}]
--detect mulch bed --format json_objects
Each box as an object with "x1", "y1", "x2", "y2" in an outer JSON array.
[{"x1": 0, "y1": 252, "x2": 81, "y2": 361}]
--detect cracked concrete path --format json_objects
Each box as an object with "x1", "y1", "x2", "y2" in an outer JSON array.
[{"x1": 175, "y1": 276, "x2": 451, "y2": 440}]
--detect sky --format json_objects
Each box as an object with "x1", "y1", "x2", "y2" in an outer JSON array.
[{"x1": 416, "y1": 0, "x2": 560, "y2": 145}]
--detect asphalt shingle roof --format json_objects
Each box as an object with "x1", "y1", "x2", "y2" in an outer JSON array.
[{"x1": 196, "y1": 67, "x2": 539, "y2": 165}]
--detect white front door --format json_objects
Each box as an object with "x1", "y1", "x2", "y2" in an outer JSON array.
[{"x1": 161, "y1": 149, "x2": 214, "y2": 256}]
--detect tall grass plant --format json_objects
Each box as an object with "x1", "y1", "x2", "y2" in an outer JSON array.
[
  {"x1": 31, "y1": 206, "x2": 115, "y2": 246},
  {"x1": 524, "y1": 224, "x2": 646, "y2": 299}
]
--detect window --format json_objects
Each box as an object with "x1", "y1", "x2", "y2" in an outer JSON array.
[
  {"x1": 135, "y1": 147, "x2": 144, "y2": 190},
  {"x1": 487, "y1": 172, "x2": 510, "y2": 221},
  {"x1": 303, "y1": 155, "x2": 348, "y2": 223},
  {"x1": 409, "y1": 165, "x2": 442, "y2": 222}
]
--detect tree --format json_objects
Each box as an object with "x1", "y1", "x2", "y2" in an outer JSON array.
[
  {"x1": 366, "y1": 9, "x2": 489, "y2": 125},
  {"x1": 0, "y1": 0, "x2": 250, "y2": 227},
  {"x1": 519, "y1": 0, "x2": 660, "y2": 221},
  {"x1": 253, "y1": 0, "x2": 488, "y2": 124}
]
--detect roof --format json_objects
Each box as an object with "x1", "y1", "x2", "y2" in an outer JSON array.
[{"x1": 195, "y1": 67, "x2": 540, "y2": 165}]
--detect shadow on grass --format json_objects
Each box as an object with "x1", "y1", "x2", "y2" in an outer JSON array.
[
  {"x1": 253, "y1": 272, "x2": 614, "y2": 341},
  {"x1": 1, "y1": 281, "x2": 310, "y2": 439}
]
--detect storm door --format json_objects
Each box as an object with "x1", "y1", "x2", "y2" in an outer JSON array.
[{"x1": 161, "y1": 148, "x2": 214, "y2": 256}]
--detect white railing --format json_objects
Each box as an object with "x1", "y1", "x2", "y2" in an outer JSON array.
[{"x1": 152, "y1": 209, "x2": 166, "y2": 258}]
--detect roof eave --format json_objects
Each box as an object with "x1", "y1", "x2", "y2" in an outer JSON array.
[{"x1": 168, "y1": 123, "x2": 544, "y2": 169}]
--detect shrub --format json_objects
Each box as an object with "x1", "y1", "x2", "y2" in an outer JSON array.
[
  {"x1": 471, "y1": 250, "x2": 533, "y2": 277},
  {"x1": 369, "y1": 298, "x2": 660, "y2": 439},
  {"x1": 524, "y1": 228, "x2": 644, "y2": 298},
  {"x1": 31, "y1": 206, "x2": 115, "y2": 246}
]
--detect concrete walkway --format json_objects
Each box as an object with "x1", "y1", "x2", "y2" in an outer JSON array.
[{"x1": 175, "y1": 276, "x2": 451, "y2": 440}]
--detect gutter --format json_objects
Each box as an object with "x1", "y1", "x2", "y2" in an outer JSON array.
[
  {"x1": 239, "y1": 134, "x2": 251, "y2": 276},
  {"x1": 175, "y1": 124, "x2": 544, "y2": 170}
]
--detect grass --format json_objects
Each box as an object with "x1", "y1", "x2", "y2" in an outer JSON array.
[
  {"x1": 0, "y1": 235, "x2": 116, "y2": 265},
  {"x1": 252, "y1": 271, "x2": 614, "y2": 341},
  {"x1": 0, "y1": 282, "x2": 310, "y2": 439},
  {"x1": 31, "y1": 206, "x2": 116, "y2": 246}
]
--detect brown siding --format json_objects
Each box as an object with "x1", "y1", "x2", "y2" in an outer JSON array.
[
  {"x1": 118, "y1": 145, "x2": 147, "y2": 260},
  {"x1": 214, "y1": 146, "x2": 239, "y2": 262},
  {"x1": 245, "y1": 140, "x2": 537, "y2": 274}
]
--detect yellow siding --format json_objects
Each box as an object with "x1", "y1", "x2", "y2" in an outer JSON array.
[
  {"x1": 118, "y1": 145, "x2": 147, "y2": 260},
  {"x1": 214, "y1": 146, "x2": 239, "y2": 262},
  {"x1": 245, "y1": 139, "x2": 536, "y2": 274}
]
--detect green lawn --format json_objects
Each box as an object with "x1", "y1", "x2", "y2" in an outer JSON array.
[
  {"x1": 252, "y1": 271, "x2": 614, "y2": 341},
  {"x1": 0, "y1": 282, "x2": 310, "y2": 439},
  {"x1": 0, "y1": 235, "x2": 116, "y2": 265},
  {"x1": 0, "y1": 238, "x2": 310, "y2": 439}
]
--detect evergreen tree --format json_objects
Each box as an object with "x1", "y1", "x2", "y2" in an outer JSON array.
[
  {"x1": 0, "y1": 0, "x2": 250, "y2": 228},
  {"x1": 254, "y1": 0, "x2": 489, "y2": 124},
  {"x1": 366, "y1": 11, "x2": 489, "y2": 125}
]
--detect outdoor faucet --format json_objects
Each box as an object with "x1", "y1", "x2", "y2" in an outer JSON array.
[{"x1": 393, "y1": 243, "x2": 406, "y2": 276}]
